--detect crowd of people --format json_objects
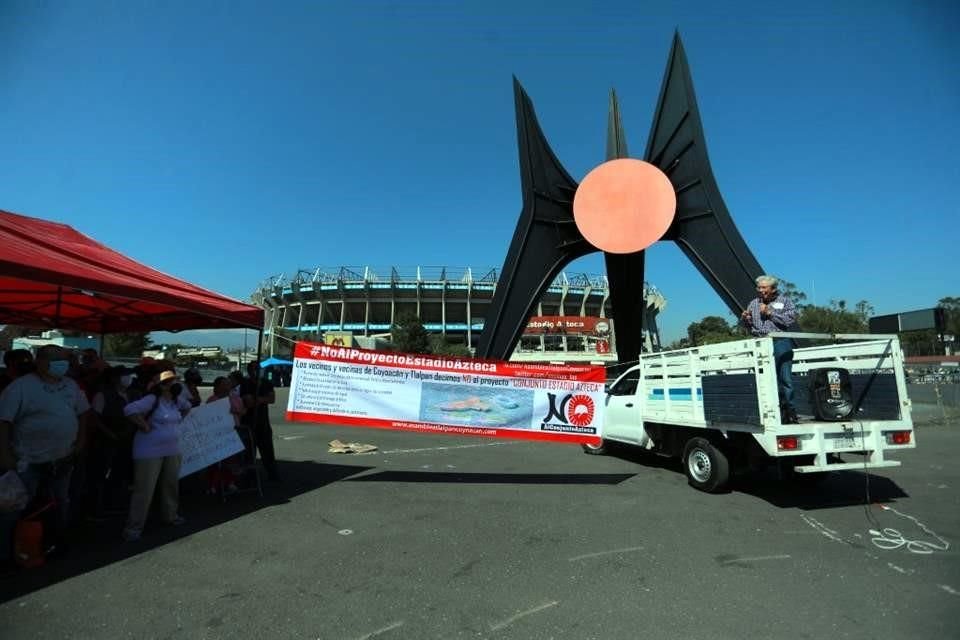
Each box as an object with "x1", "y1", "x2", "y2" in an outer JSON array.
[{"x1": 0, "y1": 346, "x2": 279, "y2": 575}]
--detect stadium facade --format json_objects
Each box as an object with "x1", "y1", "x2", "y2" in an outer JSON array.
[{"x1": 252, "y1": 266, "x2": 666, "y2": 363}]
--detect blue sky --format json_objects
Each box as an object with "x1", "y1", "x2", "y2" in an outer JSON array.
[{"x1": 1, "y1": 1, "x2": 957, "y2": 347}]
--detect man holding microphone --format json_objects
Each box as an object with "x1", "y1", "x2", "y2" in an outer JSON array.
[{"x1": 741, "y1": 275, "x2": 800, "y2": 424}]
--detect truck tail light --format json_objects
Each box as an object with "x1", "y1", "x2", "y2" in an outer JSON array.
[
  {"x1": 777, "y1": 436, "x2": 799, "y2": 451},
  {"x1": 887, "y1": 431, "x2": 911, "y2": 445}
]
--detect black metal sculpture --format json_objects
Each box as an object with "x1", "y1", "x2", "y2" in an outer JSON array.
[
  {"x1": 476, "y1": 32, "x2": 765, "y2": 364},
  {"x1": 644, "y1": 34, "x2": 765, "y2": 314},
  {"x1": 603, "y1": 89, "x2": 649, "y2": 371}
]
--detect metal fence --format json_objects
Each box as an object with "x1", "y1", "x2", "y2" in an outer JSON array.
[{"x1": 907, "y1": 383, "x2": 960, "y2": 425}]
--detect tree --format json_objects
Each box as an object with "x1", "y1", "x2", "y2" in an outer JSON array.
[
  {"x1": 390, "y1": 313, "x2": 431, "y2": 354},
  {"x1": 103, "y1": 332, "x2": 153, "y2": 358},
  {"x1": 430, "y1": 336, "x2": 472, "y2": 357},
  {"x1": 898, "y1": 329, "x2": 940, "y2": 357},
  {"x1": 939, "y1": 296, "x2": 960, "y2": 338},
  {"x1": 756, "y1": 282, "x2": 875, "y2": 333},
  {"x1": 778, "y1": 280, "x2": 808, "y2": 306},
  {"x1": 895, "y1": 297, "x2": 960, "y2": 357},
  {"x1": 674, "y1": 283, "x2": 875, "y2": 350},
  {"x1": 686, "y1": 316, "x2": 741, "y2": 346},
  {"x1": 854, "y1": 300, "x2": 875, "y2": 324},
  {"x1": 797, "y1": 300, "x2": 868, "y2": 334}
]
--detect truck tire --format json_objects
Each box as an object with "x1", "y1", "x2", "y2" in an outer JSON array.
[
  {"x1": 682, "y1": 437, "x2": 730, "y2": 493},
  {"x1": 581, "y1": 440, "x2": 607, "y2": 455}
]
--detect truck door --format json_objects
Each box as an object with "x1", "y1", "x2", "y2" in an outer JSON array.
[{"x1": 604, "y1": 369, "x2": 643, "y2": 444}]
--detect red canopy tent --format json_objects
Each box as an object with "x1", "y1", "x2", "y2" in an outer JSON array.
[{"x1": 0, "y1": 209, "x2": 264, "y2": 333}]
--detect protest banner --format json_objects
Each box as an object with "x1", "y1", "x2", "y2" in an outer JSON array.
[
  {"x1": 286, "y1": 342, "x2": 606, "y2": 444},
  {"x1": 178, "y1": 397, "x2": 246, "y2": 478}
]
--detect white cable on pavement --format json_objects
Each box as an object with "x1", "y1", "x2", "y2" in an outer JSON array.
[{"x1": 869, "y1": 504, "x2": 950, "y2": 555}]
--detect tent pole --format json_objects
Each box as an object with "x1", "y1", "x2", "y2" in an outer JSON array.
[
  {"x1": 55, "y1": 286, "x2": 63, "y2": 327},
  {"x1": 253, "y1": 328, "x2": 264, "y2": 386},
  {"x1": 99, "y1": 318, "x2": 107, "y2": 360}
]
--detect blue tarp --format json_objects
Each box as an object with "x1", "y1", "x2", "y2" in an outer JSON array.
[{"x1": 259, "y1": 356, "x2": 293, "y2": 368}]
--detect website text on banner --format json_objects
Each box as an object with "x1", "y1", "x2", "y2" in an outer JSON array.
[{"x1": 286, "y1": 343, "x2": 606, "y2": 445}]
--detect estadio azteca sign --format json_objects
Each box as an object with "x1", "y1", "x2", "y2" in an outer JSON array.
[{"x1": 523, "y1": 316, "x2": 611, "y2": 335}]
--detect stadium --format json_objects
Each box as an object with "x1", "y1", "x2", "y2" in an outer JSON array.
[{"x1": 252, "y1": 266, "x2": 666, "y2": 363}]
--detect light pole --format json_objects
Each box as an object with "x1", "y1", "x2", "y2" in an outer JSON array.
[{"x1": 241, "y1": 329, "x2": 247, "y2": 369}]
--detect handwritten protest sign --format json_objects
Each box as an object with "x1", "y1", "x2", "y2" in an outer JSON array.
[
  {"x1": 286, "y1": 342, "x2": 606, "y2": 445},
  {"x1": 178, "y1": 398, "x2": 245, "y2": 478}
]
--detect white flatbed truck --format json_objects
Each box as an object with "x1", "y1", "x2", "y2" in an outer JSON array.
[{"x1": 585, "y1": 333, "x2": 915, "y2": 492}]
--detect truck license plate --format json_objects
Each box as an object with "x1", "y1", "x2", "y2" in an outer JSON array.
[{"x1": 831, "y1": 434, "x2": 863, "y2": 450}]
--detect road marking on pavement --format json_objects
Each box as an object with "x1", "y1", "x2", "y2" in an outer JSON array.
[
  {"x1": 718, "y1": 554, "x2": 791, "y2": 566},
  {"x1": 360, "y1": 441, "x2": 515, "y2": 455},
  {"x1": 568, "y1": 546, "x2": 645, "y2": 562},
  {"x1": 800, "y1": 514, "x2": 852, "y2": 546},
  {"x1": 280, "y1": 435, "x2": 305, "y2": 440},
  {"x1": 887, "y1": 562, "x2": 912, "y2": 575},
  {"x1": 489, "y1": 601, "x2": 559, "y2": 631},
  {"x1": 354, "y1": 620, "x2": 404, "y2": 639},
  {"x1": 939, "y1": 585, "x2": 959, "y2": 596}
]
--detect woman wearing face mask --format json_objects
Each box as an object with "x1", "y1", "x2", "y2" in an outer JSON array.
[
  {"x1": 121, "y1": 369, "x2": 192, "y2": 541},
  {"x1": 0, "y1": 345, "x2": 89, "y2": 570},
  {"x1": 87, "y1": 367, "x2": 136, "y2": 515}
]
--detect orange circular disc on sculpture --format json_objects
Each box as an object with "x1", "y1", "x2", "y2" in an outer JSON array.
[{"x1": 573, "y1": 158, "x2": 676, "y2": 254}]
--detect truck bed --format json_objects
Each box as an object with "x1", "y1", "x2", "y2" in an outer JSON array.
[{"x1": 604, "y1": 333, "x2": 915, "y2": 472}]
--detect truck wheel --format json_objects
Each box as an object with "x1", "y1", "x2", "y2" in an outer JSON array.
[
  {"x1": 581, "y1": 440, "x2": 607, "y2": 455},
  {"x1": 682, "y1": 437, "x2": 730, "y2": 493}
]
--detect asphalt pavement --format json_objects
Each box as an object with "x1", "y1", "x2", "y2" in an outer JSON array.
[{"x1": 1, "y1": 389, "x2": 957, "y2": 639}]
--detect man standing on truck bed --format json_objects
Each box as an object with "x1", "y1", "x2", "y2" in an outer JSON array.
[{"x1": 740, "y1": 275, "x2": 799, "y2": 424}]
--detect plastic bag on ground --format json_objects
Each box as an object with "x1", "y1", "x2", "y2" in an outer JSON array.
[{"x1": 0, "y1": 470, "x2": 29, "y2": 512}]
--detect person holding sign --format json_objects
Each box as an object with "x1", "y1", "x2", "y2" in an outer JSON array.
[
  {"x1": 204, "y1": 377, "x2": 246, "y2": 495},
  {"x1": 121, "y1": 369, "x2": 193, "y2": 542}
]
